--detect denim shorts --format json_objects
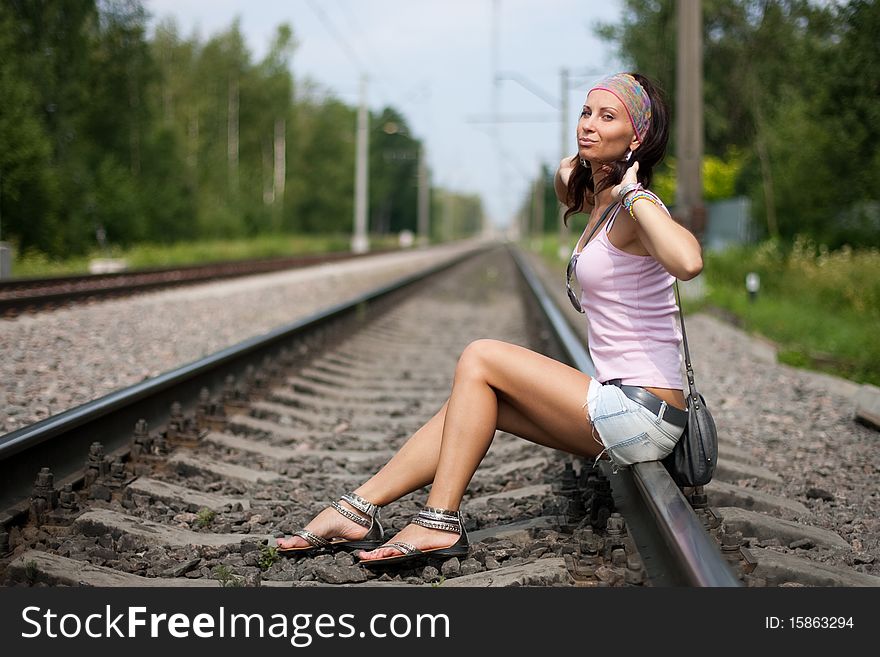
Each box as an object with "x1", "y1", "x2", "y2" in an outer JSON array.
[{"x1": 584, "y1": 379, "x2": 686, "y2": 470}]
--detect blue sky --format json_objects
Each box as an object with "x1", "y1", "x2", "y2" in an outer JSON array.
[{"x1": 144, "y1": 0, "x2": 624, "y2": 230}]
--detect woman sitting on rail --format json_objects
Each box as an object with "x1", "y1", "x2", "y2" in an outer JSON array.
[{"x1": 276, "y1": 72, "x2": 703, "y2": 567}]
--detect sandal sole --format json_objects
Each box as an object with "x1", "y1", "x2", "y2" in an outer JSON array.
[
  {"x1": 277, "y1": 539, "x2": 384, "y2": 558},
  {"x1": 358, "y1": 546, "x2": 469, "y2": 568}
]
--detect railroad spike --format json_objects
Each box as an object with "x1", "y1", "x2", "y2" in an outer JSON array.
[
  {"x1": 165, "y1": 401, "x2": 201, "y2": 446},
  {"x1": 195, "y1": 387, "x2": 211, "y2": 424},
  {"x1": 625, "y1": 555, "x2": 645, "y2": 586},
  {"x1": 85, "y1": 441, "x2": 109, "y2": 486},
  {"x1": 131, "y1": 418, "x2": 152, "y2": 458},
  {"x1": 152, "y1": 433, "x2": 168, "y2": 455},
  {"x1": 603, "y1": 513, "x2": 629, "y2": 560},
  {"x1": 110, "y1": 457, "x2": 126, "y2": 480},
  {"x1": 29, "y1": 467, "x2": 59, "y2": 525},
  {"x1": 223, "y1": 373, "x2": 251, "y2": 415},
  {"x1": 169, "y1": 402, "x2": 184, "y2": 423},
  {"x1": 32, "y1": 467, "x2": 58, "y2": 507},
  {"x1": 196, "y1": 388, "x2": 227, "y2": 431},
  {"x1": 575, "y1": 525, "x2": 601, "y2": 558},
  {"x1": 589, "y1": 477, "x2": 615, "y2": 531},
  {"x1": 58, "y1": 483, "x2": 79, "y2": 512}
]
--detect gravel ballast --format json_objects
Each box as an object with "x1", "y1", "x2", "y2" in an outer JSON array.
[
  {"x1": 3, "y1": 245, "x2": 877, "y2": 582},
  {"x1": 1, "y1": 241, "x2": 481, "y2": 435}
]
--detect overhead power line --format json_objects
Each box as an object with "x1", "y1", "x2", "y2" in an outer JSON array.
[
  {"x1": 305, "y1": 0, "x2": 411, "y2": 116},
  {"x1": 305, "y1": 0, "x2": 368, "y2": 73}
]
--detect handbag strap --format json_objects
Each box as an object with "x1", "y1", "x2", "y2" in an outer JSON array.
[
  {"x1": 673, "y1": 280, "x2": 699, "y2": 403},
  {"x1": 577, "y1": 201, "x2": 621, "y2": 253}
]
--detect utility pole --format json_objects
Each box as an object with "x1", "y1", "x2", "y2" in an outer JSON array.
[
  {"x1": 491, "y1": 0, "x2": 502, "y2": 230},
  {"x1": 558, "y1": 67, "x2": 570, "y2": 257},
  {"x1": 0, "y1": 170, "x2": 9, "y2": 279},
  {"x1": 273, "y1": 118, "x2": 286, "y2": 232},
  {"x1": 417, "y1": 144, "x2": 430, "y2": 247},
  {"x1": 533, "y1": 164, "x2": 545, "y2": 246},
  {"x1": 352, "y1": 75, "x2": 369, "y2": 254},
  {"x1": 676, "y1": 0, "x2": 704, "y2": 238},
  {"x1": 442, "y1": 189, "x2": 453, "y2": 243},
  {"x1": 227, "y1": 74, "x2": 239, "y2": 198}
]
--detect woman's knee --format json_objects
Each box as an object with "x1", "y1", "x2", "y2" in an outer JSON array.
[{"x1": 455, "y1": 339, "x2": 504, "y2": 381}]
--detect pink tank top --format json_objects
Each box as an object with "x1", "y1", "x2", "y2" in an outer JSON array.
[{"x1": 573, "y1": 205, "x2": 683, "y2": 389}]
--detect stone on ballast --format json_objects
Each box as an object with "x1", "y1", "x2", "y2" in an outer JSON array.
[
  {"x1": 751, "y1": 547, "x2": 880, "y2": 587},
  {"x1": 460, "y1": 558, "x2": 482, "y2": 576},
  {"x1": 440, "y1": 557, "x2": 461, "y2": 577},
  {"x1": 713, "y1": 459, "x2": 782, "y2": 486},
  {"x1": 853, "y1": 384, "x2": 880, "y2": 430},
  {"x1": 716, "y1": 507, "x2": 850, "y2": 550},
  {"x1": 9, "y1": 551, "x2": 219, "y2": 587},
  {"x1": 129, "y1": 477, "x2": 250, "y2": 511},
  {"x1": 73, "y1": 509, "x2": 249, "y2": 548},
  {"x1": 311, "y1": 563, "x2": 368, "y2": 584},
  {"x1": 706, "y1": 480, "x2": 810, "y2": 515},
  {"x1": 440, "y1": 557, "x2": 573, "y2": 587}
]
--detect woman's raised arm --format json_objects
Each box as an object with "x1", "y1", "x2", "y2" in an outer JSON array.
[
  {"x1": 613, "y1": 162, "x2": 703, "y2": 280},
  {"x1": 554, "y1": 155, "x2": 577, "y2": 205}
]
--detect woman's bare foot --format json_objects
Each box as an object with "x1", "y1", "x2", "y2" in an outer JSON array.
[
  {"x1": 276, "y1": 501, "x2": 371, "y2": 549},
  {"x1": 357, "y1": 523, "x2": 458, "y2": 560}
]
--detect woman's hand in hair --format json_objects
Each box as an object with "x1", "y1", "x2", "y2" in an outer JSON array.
[
  {"x1": 554, "y1": 155, "x2": 578, "y2": 204},
  {"x1": 611, "y1": 161, "x2": 639, "y2": 200}
]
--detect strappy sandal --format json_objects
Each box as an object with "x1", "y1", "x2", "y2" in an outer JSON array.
[
  {"x1": 277, "y1": 492, "x2": 384, "y2": 557},
  {"x1": 358, "y1": 506, "x2": 469, "y2": 568}
]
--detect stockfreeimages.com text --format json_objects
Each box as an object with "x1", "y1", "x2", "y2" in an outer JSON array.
[{"x1": 21, "y1": 605, "x2": 450, "y2": 646}]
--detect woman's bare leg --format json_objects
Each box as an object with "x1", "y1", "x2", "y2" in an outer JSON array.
[
  {"x1": 277, "y1": 403, "x2": 449, "y2": 549},
  {"x1": 359, "y1": 339, "x2": 602, "y2": 559},
  {"x1": 279, "y1": 340, "x2": 600, "y2": 550},
  {"x1": 277, "y1": 392, "x2": 575, "y2": 548}
]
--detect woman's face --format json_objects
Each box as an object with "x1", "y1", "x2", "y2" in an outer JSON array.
[{"x1": 577, "y1": 89, "x2": 640, "y2": 164}]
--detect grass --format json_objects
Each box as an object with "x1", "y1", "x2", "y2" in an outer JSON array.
[
  {"x1": 526, "y1": 233, "x2": 880, "y2": 386},
  {"x1": 702, "y1": 238, "x2": 880, "y2": 386},
  {"x1": 212, "y1": 564, "x2": 244, "y2": 588},
  {"x1": 195, "y1": 508, "x2": 216, "y2": 529},
  {"x1": 8, "y1": 233, "x2": 406, "y2": 279},
  {"x1": 258, "y1": 545, "x2": 280, "y2": 571},
  {"x1": 24, "y1": 560, "x2": 39, "y2": 584}
]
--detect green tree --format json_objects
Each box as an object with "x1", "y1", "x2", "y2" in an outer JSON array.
[
  {"x1": 83, "y1": 0, "x2": 157, "y2": 246},
  {"x1": 370, "y1": 107, "x2": 420, "y2": 235},
  {"x1": 0, "y1": 4, "x2": 56, "y2": 251},
  {"x1": 2, "y1": 3, "x2": 443, "y2": 257},
  {"x1": 287, "y1": 89, "x2": 356, "y2": 234},
  {"x1": 596, "y1": 0, "x2": 880, "y2": 247},
  {"x1": 2, "y1": 0, "x2": 96, "y2": 255}
]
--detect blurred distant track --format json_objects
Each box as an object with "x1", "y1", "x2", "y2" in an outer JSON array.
[{"x1": 0, "y1": 248, "x2": 397, "y2": 316}]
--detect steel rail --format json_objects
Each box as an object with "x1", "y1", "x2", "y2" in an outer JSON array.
[
  {"x1": 0, "y1": 244, "x2": 492, "y2": 512},
  {"x1": 0, "y1": 248, "x2": 397, "y2": 291},
  {"x1": 509, "y1": 244, "x2": 740, "y2": 587},
  {"x1": 0, "y1": 248, "x2": 400, "y2": 313}
]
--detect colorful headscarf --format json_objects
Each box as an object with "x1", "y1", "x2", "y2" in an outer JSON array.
[{"x1": 589, "y1": 73, "x2": 652, "y2": 142}]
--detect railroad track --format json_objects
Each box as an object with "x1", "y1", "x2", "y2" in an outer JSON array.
[
  {"x1": 521, "y1": 249, "x2": 880, "y2": 588},
  {"x1": 0, "y1": 248, "x2": 396, "y2": 316},
  {"x1": 1, "y1": 245, "x2": 872, "y2": 587}
]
